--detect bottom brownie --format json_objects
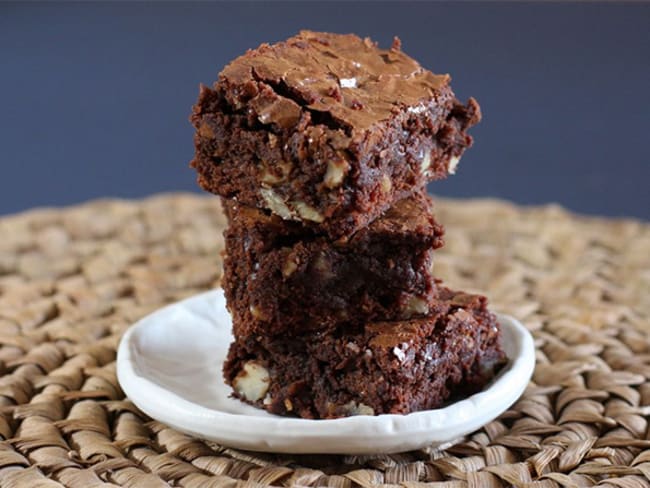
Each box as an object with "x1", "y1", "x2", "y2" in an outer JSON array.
[{"x1": 223, "y1": 287, "x2": 506, "y2": 419}]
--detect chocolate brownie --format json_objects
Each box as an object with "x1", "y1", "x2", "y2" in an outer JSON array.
[
  {"x1": 222, "y1": 191, "x2": 444, "y2": 336},
  {"x1": 223, "y1": 287, "x2": 506, "y2": 419},
  {"x1": 191, "y1": 30, "x2": 480, "y2": 239}
]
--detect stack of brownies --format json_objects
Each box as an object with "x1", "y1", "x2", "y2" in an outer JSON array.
[{"x1": 190, "y1": 31, "x2": 506, "y2": 419}]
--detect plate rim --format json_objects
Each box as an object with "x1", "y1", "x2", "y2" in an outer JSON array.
[{"x1": 117, "y1": 289, "x2": 535, "y2": 454}]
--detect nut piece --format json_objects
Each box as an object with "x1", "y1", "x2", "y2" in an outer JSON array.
[
  {"x1": 260, "y1": 189, "x2": 325, "y2": 223},
  {"x1": 323, "y1": 159, "x2": 349, "y2": 189},
  {"x1": 261, "y1": 161, "x2": 293, "y2": 186},
  {"x1": 260, "y1": 188, "x2": 293, "y2": 220},
  {"x1": 249, "y1": 304, "x2": 268, "y2": 321},
  {"x1": 233, "y1": 362, "x2": 270, "y2": 402},
  {"x1": 403, "y1": 295, "x2": 429, "y2": 318},
  {"x1": 380, "y1": 174, "x2": 392, "y2": 194},
  {"x1": 448, "y1": 156, "x2": 460, "y2": 175},
  {"x1": 282, "y1": 253, "x2": 298, "y2": 278},
  {"x1": 268, "y1": 133, "x2": 278, "y2": 148},
  {"x1": 341, "y1": 401, "x2": 375, "y2": 416},
  {"x1": 293, "y1": 201, "x2": 324, "y2": 223}
]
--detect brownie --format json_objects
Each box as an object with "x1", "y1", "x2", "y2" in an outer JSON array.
[
  {"x1": 223, "y1": 287, "x2": 506, "y2": 419},
  {"x1": 222, "y1": 191, "x2": 444, "y2": 336},
  {"x1": 191, "y1": 30, "x2": 480, "y2": 239}
]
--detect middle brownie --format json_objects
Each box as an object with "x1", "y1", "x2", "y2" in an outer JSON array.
[{"x1": 222, "y1": 191, "x2": 444, "y2": 336}]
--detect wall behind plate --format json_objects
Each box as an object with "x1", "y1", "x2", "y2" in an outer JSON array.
[{"x1": 1, "y1": 2, "x2": 649, "y2": 219}]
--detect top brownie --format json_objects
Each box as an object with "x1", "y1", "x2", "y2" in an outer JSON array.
[{"x1": 191, "y1": 30, "x2": 480, "y2": 239}]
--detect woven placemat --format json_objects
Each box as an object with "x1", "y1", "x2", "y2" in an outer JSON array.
[{"x1": 0, "y1": 193, "x2": 648, "y2": 488}]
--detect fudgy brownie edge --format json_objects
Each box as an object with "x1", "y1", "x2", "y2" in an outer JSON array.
[
  {"x1": 222, "y1": 192, "x2": 445, "y2": 336},
  {"x1": 223, "y1": 287, "x2": 506, "y2": 419}
]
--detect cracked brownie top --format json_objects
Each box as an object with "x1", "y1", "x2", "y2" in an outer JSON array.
[{"x1": 217, "y1": 30, "x2": 453, "y2": 133}]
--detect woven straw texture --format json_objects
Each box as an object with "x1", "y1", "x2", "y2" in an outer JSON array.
[{"x1": 0, "y1": 193, "x2": 648, "y2": 488}]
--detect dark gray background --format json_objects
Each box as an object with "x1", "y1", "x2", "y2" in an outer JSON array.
[{"x1": 1, "y1": 2, "x2": 649, "y2": 219}]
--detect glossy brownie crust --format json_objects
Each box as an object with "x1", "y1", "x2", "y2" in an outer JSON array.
[
  {"x1": 191, "y1": 30, "x2": 480, "y2": 239},
  {"x1": 223, "y1": 287, "x2": 506, "y2": 419},
  {"x1": 222, "y1": 192, "x2": 444, "y2": 336}
]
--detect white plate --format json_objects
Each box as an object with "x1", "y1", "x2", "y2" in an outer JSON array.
[{"x1": 117, "y1": 289, "x2": 535, "y2": 454}]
